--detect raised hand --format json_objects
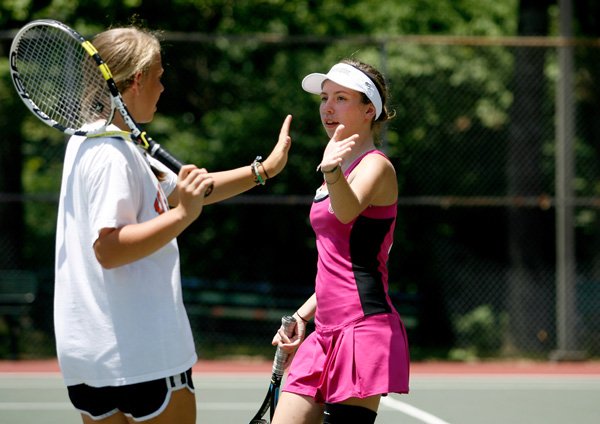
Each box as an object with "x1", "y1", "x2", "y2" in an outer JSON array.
[
  {"x1": 262, "y1": 114, "x2": 293, "y2": 178},
  {"x1": 318, "y1": 124, "x2": 358, "y2": 172}
]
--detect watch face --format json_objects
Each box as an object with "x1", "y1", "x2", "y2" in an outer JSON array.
[{"x1": 314, "y1": 184, "x2": 329, "y2": 202}]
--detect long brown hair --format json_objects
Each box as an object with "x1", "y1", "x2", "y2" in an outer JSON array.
[{"x1": 340, "y1": 58, "x2": 395, "y2": 143}]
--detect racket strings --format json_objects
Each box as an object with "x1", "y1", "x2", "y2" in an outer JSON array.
[{"x1": 14, "y1": 25, "x2": 112, "y2": 132}]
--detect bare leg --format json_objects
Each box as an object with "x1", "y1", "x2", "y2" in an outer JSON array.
[
  {"x1": 272, "y1": 392, "x2": 324, "y2": 424},
  {"x1": 80, "y1": 388, "x2": 196, "y2": 424},
  {"x1": 340, "y1": 395, "x2": 381, "y2": 412},
  {"x1": 81, "y1": 412, "x2": 128, "y2": 424},
  {"x1": 139, "y1": 388, "x2": 196, "y2": 424}
]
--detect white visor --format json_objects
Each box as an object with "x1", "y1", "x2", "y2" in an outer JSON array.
[{"x1": 301, "y1": 63, "x2": 383, "y2": 119}]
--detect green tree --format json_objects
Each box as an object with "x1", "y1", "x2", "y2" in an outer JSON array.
[
  {"x1": 8, "y1": 0, "x2": 598, "y2": 357},
  {"x1": 506, "y1": 0, "x2": 554, "y2": 353}
]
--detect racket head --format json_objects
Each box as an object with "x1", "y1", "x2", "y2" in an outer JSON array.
[{"x1": 9, "y1": 19, "x2": 115, "y2": 136}]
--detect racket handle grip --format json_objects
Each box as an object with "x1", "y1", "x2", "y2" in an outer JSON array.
[
  {"x1": 272, "y1": 315, "x2": 296, "y2": 377},
  {"x1": 133, "y1": 131, "x2": 183, "y2": 173},
  {"x1": 144, "y1": 135, "x2": 214, "y2": 197},
  {"x1": 147, "y1": 141, "x2": 184, "y2": 174}
]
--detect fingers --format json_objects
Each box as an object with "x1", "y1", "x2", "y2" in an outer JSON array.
[
  {"x1": 179, "y1": 165, "x2": 212, "y2": 192},
  {"x1": 279, "y1": 114, "x2": 292, "y2": 138},
  {"x1": 271, "y1": 324, "x2": 303, "y2": 347},
  {"x1": 331, "y1": 124, "x2": 359, "y2": 145},
  {"x1": 331, "y1": 124, "x2": 345, "y2": 142},
  {"x1": 178, "y1": 164, "x2": 201, "y2": 181},
  {"x1": 189, "y1": 174, "x2": 213, "y2": 197},
  {"x1": 276, "y1": 114, "x2": 293, "y2": 153},
  {"x1": 177, "y1": 165, "x2": 214, "y2": 210},
  {"x1": 263, "y1": 115, "x2": 293, "y2": 179},
  {"x1": 318, "y1": 128, "x2": 357, "y2": 171},
  {"x1": 278, "y1": 327, "x2": 293, "y2": 343},
  {"x1": 179, "y1": 165, "x2": 214, "y2": 198},
  {"x1": 199, "y1": 178, "x2": 214, "y2": 197},
  {"x1": 335, "y1": 141, "x2": 355, "y2": 158}
]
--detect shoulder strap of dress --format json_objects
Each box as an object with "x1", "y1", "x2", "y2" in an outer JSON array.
[{"x1": 344, "y1": 149, "x2": 387, "y2": 175}]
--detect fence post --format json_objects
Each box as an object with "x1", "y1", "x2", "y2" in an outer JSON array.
[{"x1": 551, "y1": 0, "x2": 585, "y2": 361}]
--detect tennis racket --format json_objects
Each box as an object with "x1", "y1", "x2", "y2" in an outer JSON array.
[
  {"x1": 10, "y1": 19, "x2": 210, "y2": 193},
  {"x1": 249, "y1": 315, "x2": 297, "y2": 424}
]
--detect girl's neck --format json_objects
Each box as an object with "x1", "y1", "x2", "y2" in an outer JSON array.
[
  {"x1": 111, "y1": 114, "x2": 128, "y2": 132},
  {"x1": 342, "y1": 141, "x2": 376, "y2": 171}
]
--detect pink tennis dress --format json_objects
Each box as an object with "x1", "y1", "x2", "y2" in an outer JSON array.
[{"x1": 283, "y1": 150, "x2": 410, "y2": 403}]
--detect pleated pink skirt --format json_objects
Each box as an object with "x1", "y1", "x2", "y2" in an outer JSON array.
[{"x1": 283, "y1": 312, "x2": 410, "y2": 403}]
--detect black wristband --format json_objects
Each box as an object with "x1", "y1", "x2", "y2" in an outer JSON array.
[
  {"x1": 295, "y1": 311, "x2": 309, "y2": 323},
  {"x1": 320, "y1": 165, "x2": 339, "y2": 174}
]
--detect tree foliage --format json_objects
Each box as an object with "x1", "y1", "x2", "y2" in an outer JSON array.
[{"x1": 2, "y1": 0, "x2": 600, "y2": 354}]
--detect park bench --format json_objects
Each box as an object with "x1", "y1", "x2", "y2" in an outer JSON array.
[
  {"x1": 0, "y1": 270, "x2": 38, "y2": 359},
  {"x1": 181, "y1": 277, "x2": 420, "y2": 347}
]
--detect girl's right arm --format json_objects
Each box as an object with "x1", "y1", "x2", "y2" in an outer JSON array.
[{"x1": 272, "y1": 293, "x2": 317, "y2": 367}]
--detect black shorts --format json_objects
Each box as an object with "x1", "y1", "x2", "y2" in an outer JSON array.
[{"x1": 67, "y1": 368, "x2": 194, "y2": 422}]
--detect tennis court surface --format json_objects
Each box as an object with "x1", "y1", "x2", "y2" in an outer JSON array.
[{"x1": 1, "y1": 359, "x2": 599, "y2": 424}]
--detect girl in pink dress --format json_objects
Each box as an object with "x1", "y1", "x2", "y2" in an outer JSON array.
[{"x1": 271, "y1": 59, "x2": 410, "y2": 424}]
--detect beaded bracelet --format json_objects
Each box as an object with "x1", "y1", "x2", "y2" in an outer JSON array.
[{"x1": 251, "y1": 156, "x2": 266, "y2": 185}]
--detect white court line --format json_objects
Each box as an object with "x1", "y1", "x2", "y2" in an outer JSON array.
[
  {"x1": 0, "y1": 402, "x2": 71, "y2": 410},
  {"x1": 0, "y1": 399, "x2": 451, "y2": 422},
  {"x1": 381, "y1": 396, "x2": 452, "y2": 424},
  {"x1": 0, "y1": 402, "x2": 257, "y2": 411}
]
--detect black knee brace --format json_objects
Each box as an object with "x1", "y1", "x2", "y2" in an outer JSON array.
[{"x1": 323, "y1": 403, "x2": 377, "y2": 424}]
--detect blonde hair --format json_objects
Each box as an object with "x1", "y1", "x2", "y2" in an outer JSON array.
[
  {"x1": 93, "y1": 27, "x2": 161, "y2": 93},
  {"x1": 92, "y1": 27, "x2": 166, "y2": 180}
]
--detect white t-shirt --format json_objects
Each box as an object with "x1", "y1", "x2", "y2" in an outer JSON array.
[{"x1": 54, "y1": 126, "x2": 197, "y2": 387}]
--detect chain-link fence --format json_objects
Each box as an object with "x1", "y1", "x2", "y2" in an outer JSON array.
[{"x1": 1, "y1": 34, "x2": 599, "y2": 361}]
